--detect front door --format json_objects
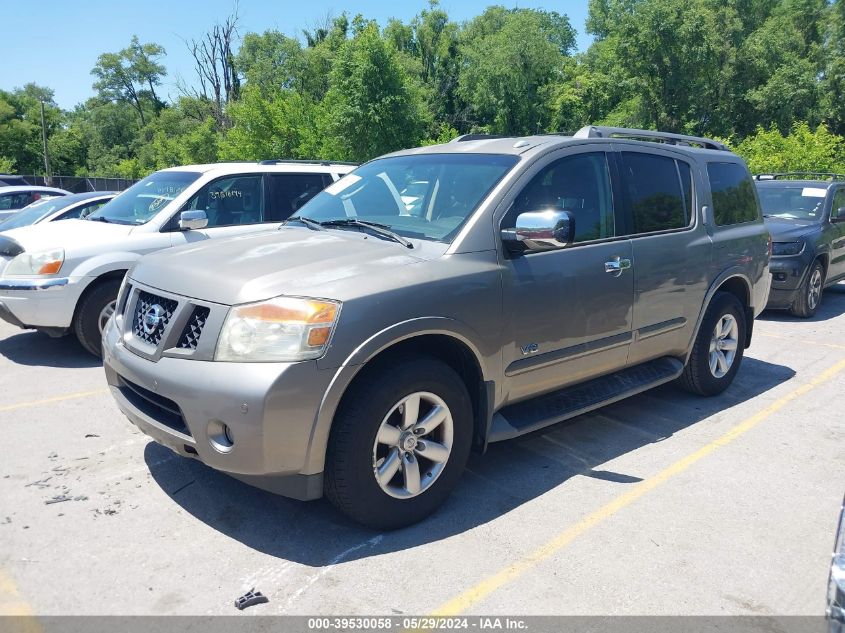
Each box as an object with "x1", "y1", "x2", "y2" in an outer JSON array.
[
  {"x1": 499, "y1": 149, "x2": 634, "y2": 404},
  {"x1": 829, "y1": 187, "x2": 845, "y2": 282}
]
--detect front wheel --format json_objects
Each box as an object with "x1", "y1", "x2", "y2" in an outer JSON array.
[
  {"x1": 73, "y1": 279, "x2": 121, "y2": 357},
  {"x1": 678, "y1": 291, "x2": 746, "y2": 396},
  {"x1": 324, "y1": 356, "x2": 473, "y2": 530},
  {"x1": 789, "y1": 260, "x2": 824, "y2": 318}
]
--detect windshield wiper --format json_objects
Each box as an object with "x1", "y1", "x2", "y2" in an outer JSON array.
[
  {"x1": 284, "y1": 216, "x2": 325, "y2": 231},
  {"x1": 319, "y1": 218, "x2": 413, "y2": 249},
  {"x1": 87, "y1": 216, "x2": 112, "y2": 223}
]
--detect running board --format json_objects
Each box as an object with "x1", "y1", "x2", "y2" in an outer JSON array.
[{"x1": 488, "y1": 357, "x2": 684, "y2": 442}]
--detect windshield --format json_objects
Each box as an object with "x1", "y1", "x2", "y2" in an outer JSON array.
[
  {"x1": 0, "y1": 197, "x2": 74, "y2": 231},
  {"x1": 87, "y1": 171, "x2": 200, "y2": 225},
  {"x1": 757, "y1": 185, "x2": 828, "y2": 221},
  {"x1": 292, "y1": 154, "x2": 519, "y2": 242}
]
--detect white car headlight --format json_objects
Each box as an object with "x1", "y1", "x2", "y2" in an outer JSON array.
[
  {"x1": 4, "y1": 248, "x2": 64, "y2": 276},
  {"x1": 216, "y1": 296, "x2": 341, "y2": 362}
]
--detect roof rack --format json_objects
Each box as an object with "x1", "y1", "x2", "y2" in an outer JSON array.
[
  {"x1": 258, "y1": 159, "x2": 358, "y2": 166},
  {"x1": 451, "y1": 134, "x2": 509, "y2": 143},
  {"x1": 753, "y1": 172, "x2": 845, "y2": 181},
  {"x1": 573, "y1": 126, "x2": 728, "y2": 151}
]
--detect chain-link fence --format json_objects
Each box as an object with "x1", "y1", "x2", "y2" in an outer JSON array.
[{"x1": 10, "y1": 175, "x2": 138, "y2": 192}]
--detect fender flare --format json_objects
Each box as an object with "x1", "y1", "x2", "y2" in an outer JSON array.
[
  {"x1": 302, "y1": 317, "x2": 492, "y2": 474},
  {"x1": 685, "y1": 268, "x2": 753, "y2": 362}
]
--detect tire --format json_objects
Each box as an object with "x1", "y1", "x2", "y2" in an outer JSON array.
[
  {"x1": 789, "y1": 260, "x2": 825, "y2": 319},
  {"x1": 678, "y1": 291, "x2": 746, "y2": 397},
  {"x1": 73, "y1": 279, "x2": 121, "y2": 358},
  {"x1": 324, "y1": 356, "x2": 473, "y2": 530}
]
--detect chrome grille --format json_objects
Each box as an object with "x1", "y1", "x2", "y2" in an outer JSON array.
[
  {"x1": 177, "y1": 306, "x2": 210, "y2": 350},
  {"x1": 132, "y1": 291, "x2": 178, "y2": 347}
]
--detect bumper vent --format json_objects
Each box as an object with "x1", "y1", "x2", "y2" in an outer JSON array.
[
  {"x1": 132, "y1": 291, "x2": 177, "y2": 347},
  {"x1": 177, "y1": 306, "x2": 211, "y2": 350},
  {"x1": 117, "y1": 375, "x2": 191, "y2": 437}
]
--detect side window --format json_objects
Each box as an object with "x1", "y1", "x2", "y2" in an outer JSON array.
[
  {"x1": 832, "y1": 188, "x2": 845, "y2": 219},
  {"x1": 620, "y1": 152, "x2": 690, "y2": 234},
  {"x1": 183, "y1": 175, "x2": 264, "y2": 228},
  {"x1": 266, "y1": 174, "x2": 329, "y2": 221},
  {"x1": 707, "y1": 162, "x2": 759, "y2": 226},
  {"x1": 0, "y1": 194, "x2": 12, "y2": 210},
  {"x1": 505, "y1": 152, "x2": 615, "y2": 243},
  {"x1": 57, "y1": 200, "x2": 106, "y2": 221}
]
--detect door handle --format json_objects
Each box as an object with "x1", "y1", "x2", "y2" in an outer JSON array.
[{"x1": 605, "y1": 257, "x2": 632, "y2": 274}]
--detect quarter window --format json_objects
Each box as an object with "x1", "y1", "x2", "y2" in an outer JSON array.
[
  {"x1": 183, "y1": 175, "x2": 265, "y2": 228},
  {"x1": 506, "y1": 152, "x2": 615, "y2": 242},
  {"x1": 707, "y1": 162, "x2": 759, "y2": 225},
  {"x1": 620, "y1": 152, "x2": 691, "y2": 233}
]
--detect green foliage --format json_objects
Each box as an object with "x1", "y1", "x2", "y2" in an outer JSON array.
[
  {"x1": 3, "y1": 1, "x2": 845, "y2": 179},
  {"x1": 458, "y1": 8, "x2": 575, "y2": 134},
  {"x1": 730, "y1": 122, "x2": 845, "y2": 173},
  {"x1": 318, "y1": 23, "x2": 428, "y2": 161}
]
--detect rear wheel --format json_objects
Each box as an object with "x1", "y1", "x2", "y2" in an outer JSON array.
[
  {"x1": 73, "y1": 279, "x2": 121, "y2": 357},
  {"x1": 324, "y1": 356, "x2": 473, "y2": 530},
  {"x1": 789, "y1": 260, "x2": 824, "y2": 318},
  {"x1": 679, "y1": 291, "x2": 746, "y2": 396}
]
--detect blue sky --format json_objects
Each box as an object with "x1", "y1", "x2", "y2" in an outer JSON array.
[{"x1": 0, "y1": 1, "x2": 592, "y2": 110}]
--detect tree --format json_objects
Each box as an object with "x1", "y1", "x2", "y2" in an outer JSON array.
[
  {"x1": 731, "y1": 122, "x2": 845, "y2": 173},
  {"x1": 91, "y1": 35, "x2": 166, "y2": 125},
  {"x1": 317, "y1": 22, "x2": 428, "y2": 161},
  {"x1": 184, "y1": 10, "x2": 241, "y2": 129},
  {"x1": 458, "y1": 8, "x2": 575, "y2": 134},
  {"x1": 0, "y1": 84, "x2": 62, "y2": 175}
]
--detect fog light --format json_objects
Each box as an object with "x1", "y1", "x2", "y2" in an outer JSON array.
[
  {"x1": 207, "y1": 420, "x2": 234, "y2": 453},
  {"x1": 774, "y1": 272, "x2": 787, "y2": 282}
]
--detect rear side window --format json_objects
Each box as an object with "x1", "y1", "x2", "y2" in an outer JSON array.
[
  {"x1": 707, "y1": 162, "x2": 759, "y2": 225},
  {"x1": 266, "y1": 174, "x2": 329, "y2": 221},
  {"x1": 620, "y1": 152, "x2": 691, "y2": 233}
]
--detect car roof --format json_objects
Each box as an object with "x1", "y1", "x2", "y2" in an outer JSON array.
[
  {"x1": 384, "y1": 134, "x2": 738, "y2": 162},
  {"x1": 158, "y1": 162, "x2": 357, "y2": 175},
  {"x1": 0, "y1": 185, "x2": 70, "y2": 194}
]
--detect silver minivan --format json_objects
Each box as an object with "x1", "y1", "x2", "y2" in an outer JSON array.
[{"x1": 0, "y1": 161, "x2": 354, "y2": 355}]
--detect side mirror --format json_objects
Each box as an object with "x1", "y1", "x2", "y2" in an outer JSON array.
[
  {"x1": 179, "y1": 210, "x2": 208, "y2": 231},
  {"x1": 833, "y1": 207, "x2": 845, "y2": 222},
  {"x1": 502, "y1": 210, "x2": 575, "y2": 252}
]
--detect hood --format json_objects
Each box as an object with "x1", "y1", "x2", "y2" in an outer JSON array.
[
  {"x1": 130, "y1": 226, "x2": 443, "y2": 305},
  {"x1": 1, "y1": 219, "x2": 134, "y2": 252},
  {"x1": 763, "y1": 217, "x2": 818, "y2": 242}
]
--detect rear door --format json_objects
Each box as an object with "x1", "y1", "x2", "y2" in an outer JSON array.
[{"x1": 619, "y1": 148, "x2": 712, "y2": 365}]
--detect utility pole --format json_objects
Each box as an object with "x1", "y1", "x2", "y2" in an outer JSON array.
[{"x1": 40, "y1": 100, "x2": 51, "y2": 186}]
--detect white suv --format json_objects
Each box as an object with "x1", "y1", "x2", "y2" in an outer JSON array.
[{"x1": 0, "y1": 161, "x2": 355, "y2": 355}]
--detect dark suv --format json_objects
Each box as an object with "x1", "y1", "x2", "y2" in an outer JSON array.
[{"x1": 755, "y1": 173, "x2": 845, "y2": 317}]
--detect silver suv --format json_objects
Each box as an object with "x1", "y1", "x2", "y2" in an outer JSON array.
[
  {"x1": 0, "y1": 161, "x2": 354, "y2": 356},
  {"x1": 103, "y1": 127, "x2": 771, "y2": 529}
]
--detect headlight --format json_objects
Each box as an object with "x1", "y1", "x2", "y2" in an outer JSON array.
[
  {"x1": 4, "y1": 248, "x2": 64, "y2": 276},
  {"x1": 771, "y1": 241, "x2": 804, "y2": 257},
  {"x1": 216, "y1": 296, "x2": 340, "y2": 362}
]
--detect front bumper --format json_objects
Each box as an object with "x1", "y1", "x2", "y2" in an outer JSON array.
[
  {"x1": 102, "y1": 317, "x2": 335, "y2": 500},
  {"x1": 0, "y1": 276, "x2": 86, "y2": 329},
  {"x1": 766, "y1": 254, "x2": 811, "y2": 309}
]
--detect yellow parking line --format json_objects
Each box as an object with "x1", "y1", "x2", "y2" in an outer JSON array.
[
  {"x1": 0, "y1": 389, "x2": 109, "y2": 413},
  {"x1": 756, "y1": 331, "x2": 845, "y2": 351},
  {"x1": 432, "y1": 357, "x2": 845, "y2": 616},
  {"x1": 0, "y1": 569, "x2": 34, "y2": 618}
]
